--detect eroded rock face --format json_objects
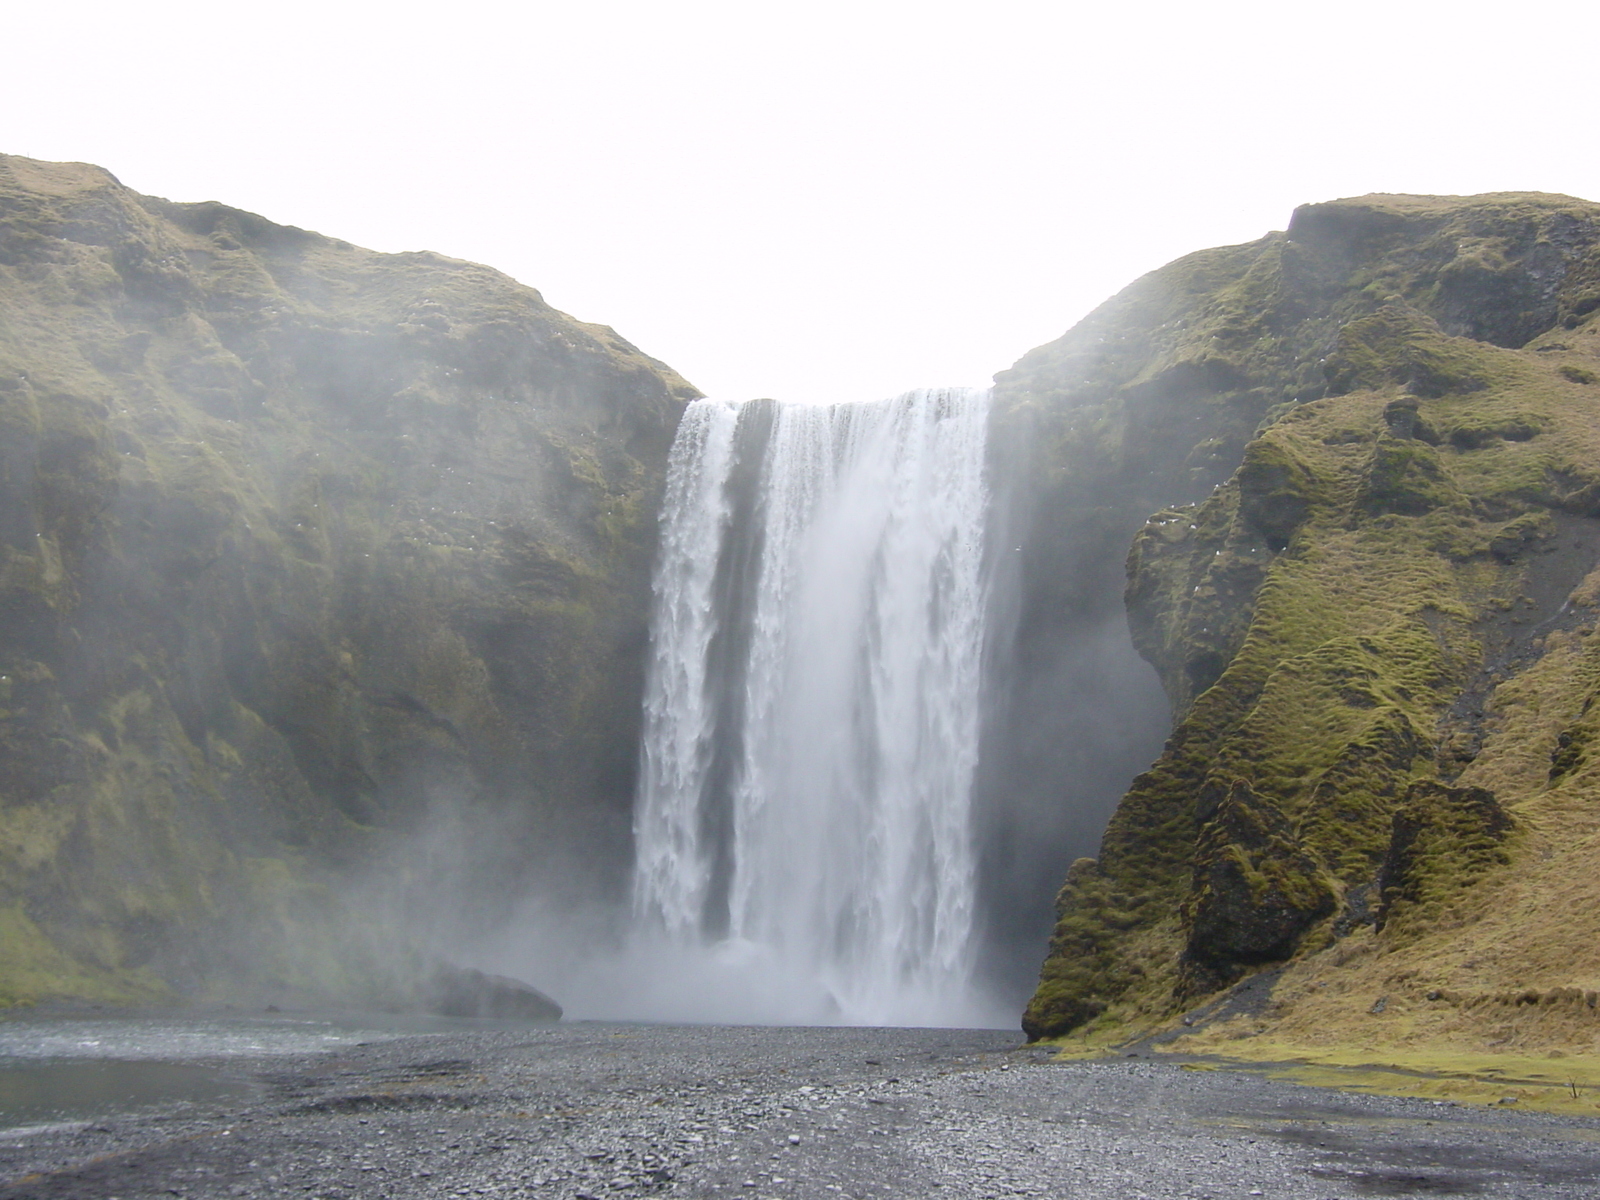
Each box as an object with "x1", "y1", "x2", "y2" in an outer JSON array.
[
  {"x1": 1180, "y1": 779, "x2": 1337, "y2": 994},
  {"x1": 1018, "y1": 191, "x2": 1600, "y2": 1044},
  {"x1": 0, "y1": 155, "x2": 697, "y2": 1005}
]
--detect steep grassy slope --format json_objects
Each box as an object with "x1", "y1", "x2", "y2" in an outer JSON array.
[
  {"x1": 0, "y1": 155, "x2": 697, "y2": 1006},
  {"x1": 1008, "y1": 193, "x2": 1600, "y2": 1059}
]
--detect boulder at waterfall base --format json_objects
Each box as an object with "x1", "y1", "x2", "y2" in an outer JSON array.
[{"x1": 424, "y1": 964, "x2": 563, "y2": 1022}]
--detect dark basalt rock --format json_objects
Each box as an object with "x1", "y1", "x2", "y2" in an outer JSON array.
[
  {"x1": 1179, "y1": 780, "x2": 1337, "y2": 995},
  {"x1": 426, "y1": 965, "x2": 563, "y2": 1023}
]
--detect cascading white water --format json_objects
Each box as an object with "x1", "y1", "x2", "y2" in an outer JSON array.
[{"x1": 632, "y1": 387, "x2": 992, "y2": 1025}]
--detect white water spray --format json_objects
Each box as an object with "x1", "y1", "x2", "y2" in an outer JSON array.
[{"x1": 631, "y1": 388, "x2": 993, "y2": 1025}]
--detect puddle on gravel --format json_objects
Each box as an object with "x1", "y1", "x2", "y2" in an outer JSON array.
[
  {"x1": 0, "y1": 1010, "x2": 447, "y2": 1131},
  {"x1": 0, "y1": 1013, "x2": 416, "y2": 1062},
  {"x1": 0, "y1": 1008, "x2": 551, "y2": 1130},
  {"x1": 0, "y1": 1058, "x2": 255, "y2": 1131}
]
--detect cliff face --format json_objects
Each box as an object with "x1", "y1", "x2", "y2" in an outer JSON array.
[
  {"x1": 0, "y1": 155, "x2": 696, "y2": 1006},
  {"x1": 1010, "y1": 192, "x2": 1600, "y2": 1054}
]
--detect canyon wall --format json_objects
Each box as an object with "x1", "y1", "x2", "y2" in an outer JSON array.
[
  {"x1": 1008, "y1": 192, "x2": 1600, "y2": 1054},
  {"x1": 10, "y1": 155, "x2": 1600, "y2": 1049},
  {"x1": 0, "y1": 155, "x2": 696, "y2": 1006}
]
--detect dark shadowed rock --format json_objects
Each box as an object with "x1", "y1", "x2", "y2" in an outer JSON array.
[
  {"x1": 1180, "y1": 780, "x2": 1337, "y2": 995},
  {"x1": 426, "y1": 965, "x2": 562, "y2": 1022}
]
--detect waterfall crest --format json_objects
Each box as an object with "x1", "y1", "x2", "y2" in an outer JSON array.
[{"x1": 633, "y1": 388, "x2": 993, "y2": 1025}]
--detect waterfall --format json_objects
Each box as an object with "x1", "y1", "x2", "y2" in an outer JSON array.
[{"x1": 633, "y1": 388, "x2": 993, "y2": 1025}]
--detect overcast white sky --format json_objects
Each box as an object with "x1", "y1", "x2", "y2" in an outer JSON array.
[{"x1": 7, "y1": 1, "x2": 1598, "y2": 405}]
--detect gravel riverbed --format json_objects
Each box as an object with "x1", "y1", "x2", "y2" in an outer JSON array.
[{"x1": 2, "y1": 1021, "x2": 1597, "y2": 1199}]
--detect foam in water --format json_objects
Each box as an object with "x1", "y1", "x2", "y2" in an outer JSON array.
[{"x1": 629, "y1": 388, "x2": 994, "y2": 1026}]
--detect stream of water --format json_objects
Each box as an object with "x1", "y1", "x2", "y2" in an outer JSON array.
[{"x1": 632, "y1": 388, "x2": 993, "y2": 1025}]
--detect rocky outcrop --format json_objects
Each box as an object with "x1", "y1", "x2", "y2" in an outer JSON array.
[
  {"x1": 0, "y1": 155, "x2": 697, "y2": 1006},
  {"x1": 1016, "y1": 192, "x2": 1600, "y2": 1050},
  {"x1": 1180, "y1": 779, "x2": 1337, "y2": 994},
  {"x1": 424, "y1": 964, "x2": 563, "y2": 1022}
]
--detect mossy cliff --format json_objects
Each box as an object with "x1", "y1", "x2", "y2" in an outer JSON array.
[
  {"x1": 0, "y1": 155, "x2": 696, "y2": 1006},
  {"x1": 1008, "y1": 192, "x2": 1600, "y2": 1059}
]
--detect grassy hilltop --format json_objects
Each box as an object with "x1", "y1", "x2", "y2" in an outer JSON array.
[
  {"x1": 1007, "y1": 192, "x2": 1600, "y2": 1078},
  {"x1": 0, "y1": 155, "x2": 696, "y2": 1006}
]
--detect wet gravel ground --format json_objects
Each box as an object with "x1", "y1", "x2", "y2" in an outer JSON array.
[{"x1": 2, "y1": 1022, "x2": 1598, "y2": 1199}]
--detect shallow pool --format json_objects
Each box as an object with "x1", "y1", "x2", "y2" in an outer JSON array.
[
  {"x1": 0, "y1": 1009, "x2": 463, "y2": 1130},
  {"x1": 0, "y1": 1058, "x2": 254, "y2": 1131}
]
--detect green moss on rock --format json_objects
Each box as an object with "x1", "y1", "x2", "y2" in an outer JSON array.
[
  {"x1": 1375, "y1": 781, "x2": 1515, "y2": 935},
  {"x1": 1180, "y1": 779, "x2": 1338, "y2": 993},
  {"x1": 1015, "y1": 190, "x2": 1600, "y2": 1041},
  {"x1": 0, "y1": 154, "x2": 696, "y2": 1006}
]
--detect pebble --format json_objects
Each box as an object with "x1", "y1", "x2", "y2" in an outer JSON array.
[{"x1": 1, "y1": 1023, "x2": 1595, "y2": 1198}]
